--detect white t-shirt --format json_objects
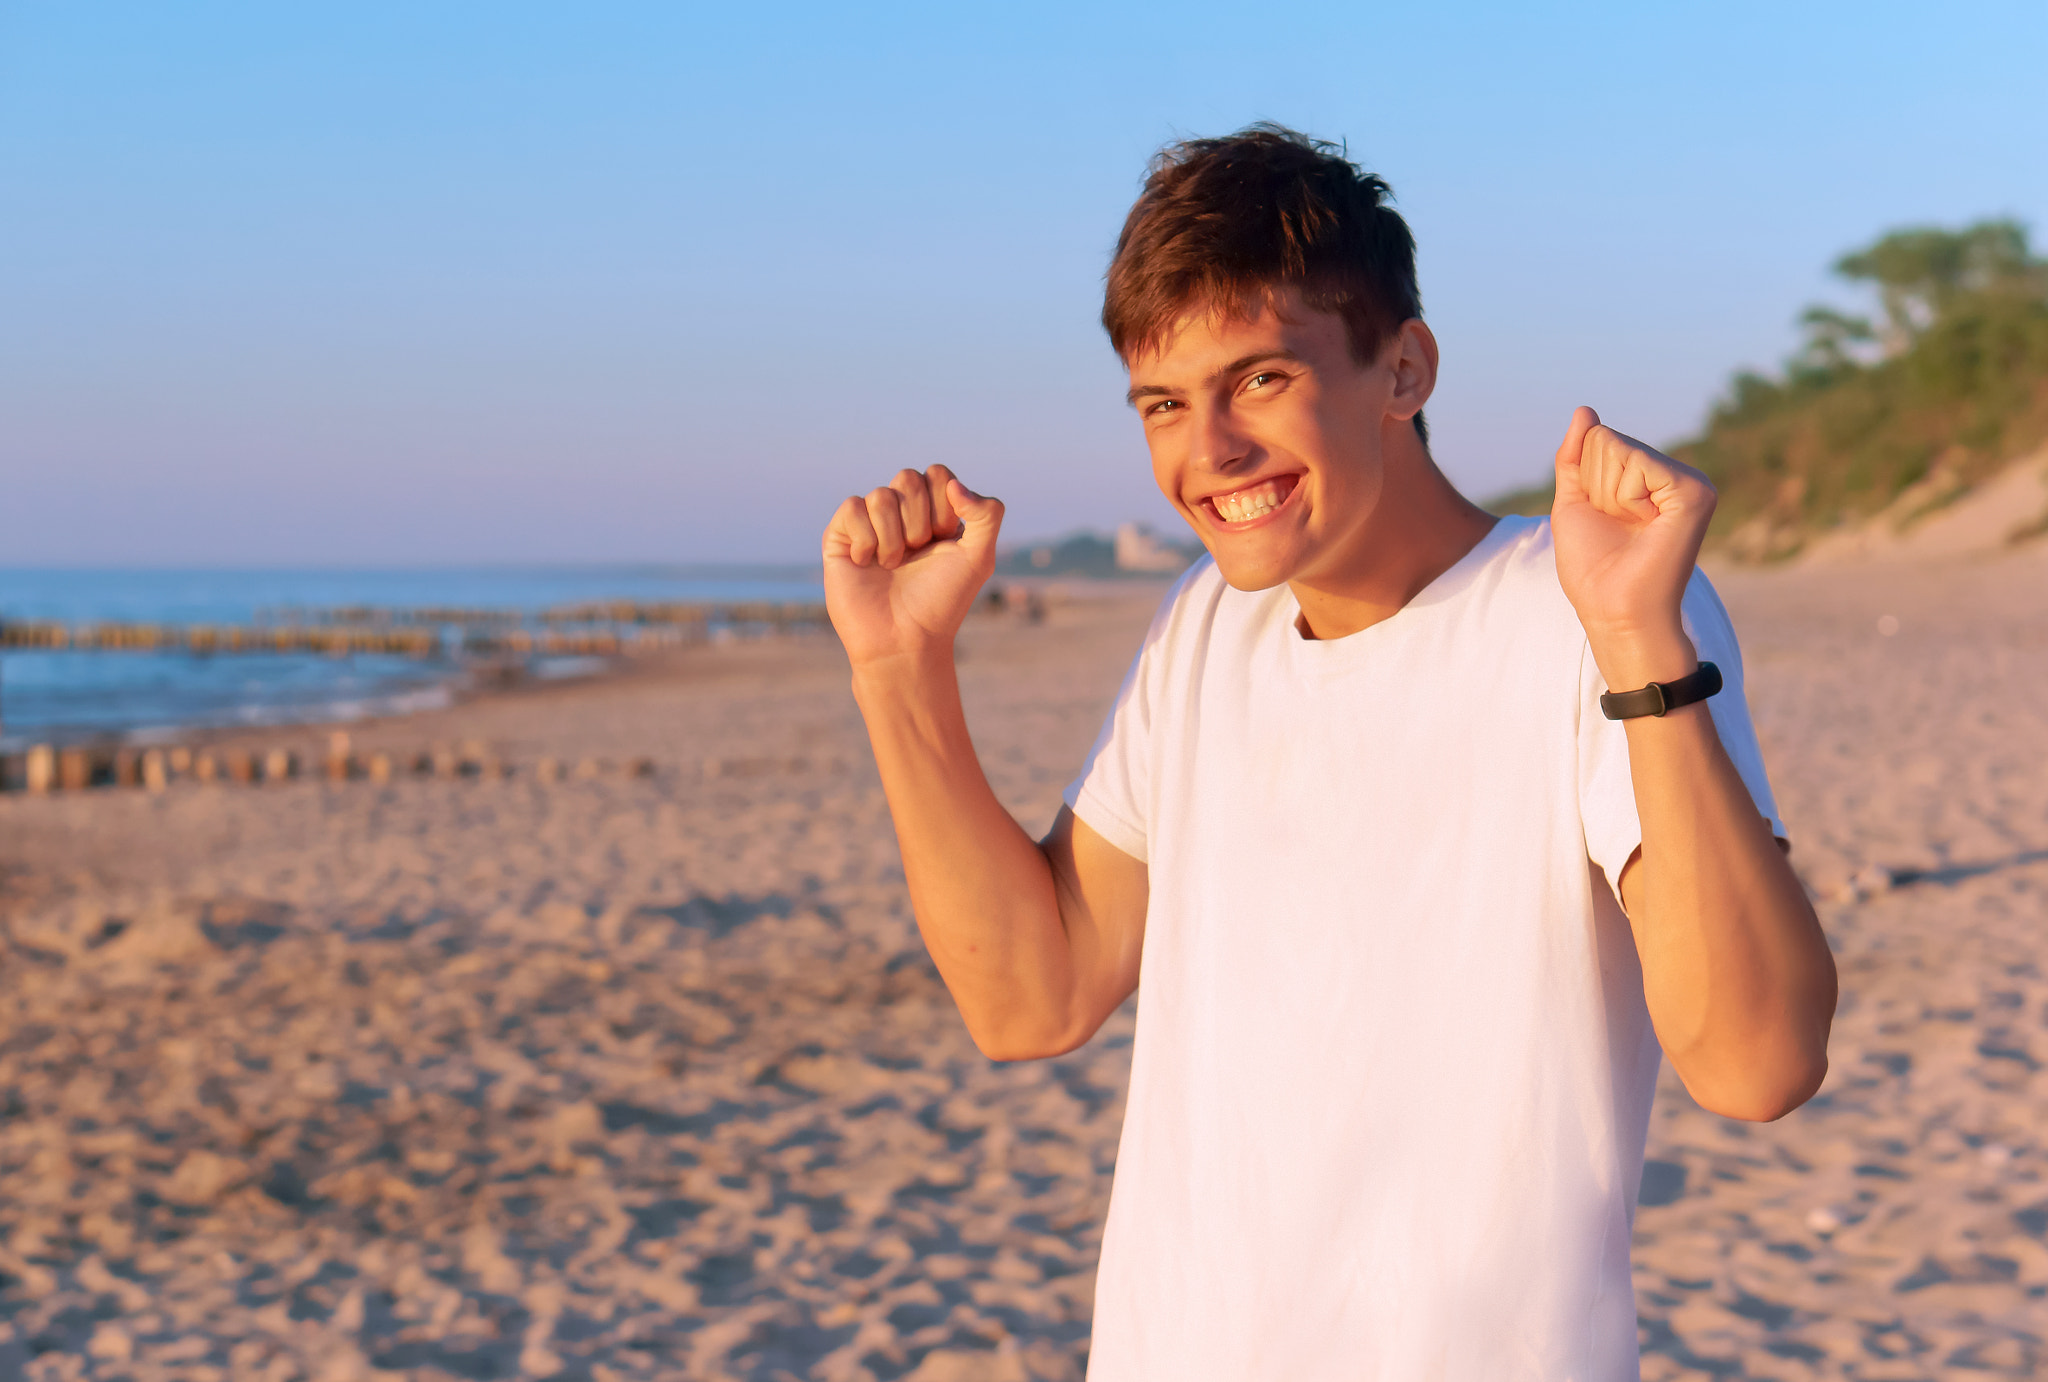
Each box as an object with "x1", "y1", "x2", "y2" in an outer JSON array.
[{"x1": 1064, "y1": 515, "x2": 1783, "y2": 1382}]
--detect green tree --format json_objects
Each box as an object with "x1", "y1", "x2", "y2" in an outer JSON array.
[
  {"x1": 1489, "y1": 219, "x2": 2048, "y2": 552},
  {"x1": 1834, "y1": 220, "x2": 2039, "y2": 352}
]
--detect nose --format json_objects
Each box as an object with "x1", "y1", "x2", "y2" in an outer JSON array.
[{"x1": 1188, "y1": 403, "x2": 1255, "y2": 476}]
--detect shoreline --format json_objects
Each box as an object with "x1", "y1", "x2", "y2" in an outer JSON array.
[
  {"x1": 0, "y1": 575, "x2": 1168, "y2": 759},
  {"x1": 0, "y1": 573, "x2": 840, "y2": 759},
  {"x1": 0, "y1": 637, "x2": 803, "y2": 789},
  {"x1": 0, "y1": 579, "x2": 1170, "y2": 790}
]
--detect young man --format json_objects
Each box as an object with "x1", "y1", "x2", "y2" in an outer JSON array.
[{"x1": 821, "y1": 127, "x2": 1835, "y2": 1380}]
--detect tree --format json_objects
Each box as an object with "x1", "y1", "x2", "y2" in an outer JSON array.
[
  {"x1": 1793, "y1": 305, "x2": 1875, "y2": 374},
  {"x1": 1831, "y1": 220, "x2": 2039, "y2": 352},
  {"x1": 1666, "y1": 217, "x2": 2048, "y2": 554}
]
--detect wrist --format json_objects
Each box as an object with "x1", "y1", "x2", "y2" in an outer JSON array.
[
  {"x1": 1585, "y1": 622, "x2": 1698, "y2": 694},
  {"x1": 850, "y1": 641, "x2": 958, "y2": 702}
]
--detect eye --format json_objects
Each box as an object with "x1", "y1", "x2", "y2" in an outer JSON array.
[
  {"x1": 1145, "y1": 398, "x2": 1183, "y2": 417},
  {"x1": 1244, "y1": 371, "x2": 1280, "y2": 392}
]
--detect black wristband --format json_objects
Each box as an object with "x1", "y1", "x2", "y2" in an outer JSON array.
[{"x1": 1599, "y1": 662, "x2": 1722, "y2": 720}]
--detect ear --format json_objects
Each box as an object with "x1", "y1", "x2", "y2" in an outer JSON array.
[{"x1": 1385, "y1": 318, "x2": 1439, "y2": 422}]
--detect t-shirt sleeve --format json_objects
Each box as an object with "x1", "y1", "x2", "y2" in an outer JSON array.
[
  {"x1": 1058, "y1": 564, "x2": 1205, "y2": 868},
  {"x1": 1578, "y1": 568, "x2": 1787, "y2": 900},
  {"x1": 1062, "y1": 640, "x2": 1154, "y2": 862}
]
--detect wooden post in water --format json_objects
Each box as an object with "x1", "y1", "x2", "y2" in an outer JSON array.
[
  {"x1": 193, "y1": 751, "x2": 219, "y2": 784},
  {"x1": 142, "y1": 750, "x2": 168, "y2": 793},
  {"x1": 226, "y1": 750, "x2": 255, "y2": 784},
  {"x1": 114, "y1": 749, "x2": 141, "y2": 788},
  {"x1": 327, "y1": 731, "x2": 353, "y2": 782},
  {"x1": 366, "y1": 751, "x2": 392, "y2": 783},
  {"x1": 169, "y1": 747, "x2": 192, "y2": 779},
  {"x1": 263, "y1": 748, "x2": 294, "y2": 783},
  {"x1": 58, "y1": 748, "x2": 90, "y2": 791},
  {"x1": 25, "y1": 745, "x2": 54, "y2": 795},
  {"x1": 459, "y1": 740, "x2": 502, "y2": 780}
]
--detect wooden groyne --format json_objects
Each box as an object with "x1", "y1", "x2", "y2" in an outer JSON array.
[
  {"x1": 0, "y1": 622, "x2": 444, "y2": 656},
  {"x1": 0, "y1": 732, "x2": 666, "y2": 795},
  {"x1": 0, "y1": 601, "x2": 832, "y2": 659},
  {"x1": 284, "y1": 600, "x2": 829, "y2": 629}
]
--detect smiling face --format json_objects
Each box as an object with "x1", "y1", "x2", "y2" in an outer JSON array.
[{"x1": 1128, "y1": 289, "x2": 1432, "y2": 595}]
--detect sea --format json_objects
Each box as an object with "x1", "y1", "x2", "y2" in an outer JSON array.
[{"x1": 0, "y1": 567, "x2": 825, "y2": 750}]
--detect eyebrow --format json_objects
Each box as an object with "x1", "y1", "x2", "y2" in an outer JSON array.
[{"x1": 1125, "y1": 350, "x2": 1303, "y2": 406}]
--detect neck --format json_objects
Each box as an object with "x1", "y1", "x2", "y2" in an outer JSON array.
[{"x1": 1289, "y1": 423, "x2": 1498, "y2": 640}]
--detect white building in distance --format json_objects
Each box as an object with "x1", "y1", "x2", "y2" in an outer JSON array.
[{"x1": 1114, "y1": 523, "x2": 1189, "y2": 573}]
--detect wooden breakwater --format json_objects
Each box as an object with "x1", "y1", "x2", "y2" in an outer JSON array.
[
  {"x1": 0, "y1": 732, "x2": 665, "y2": 795},
  {"x1": 0, "y1": 600, "x2": 832, "y2": 659},
  {"x1": 0, "y1": 601, "x2": 836, "y2": 794}
]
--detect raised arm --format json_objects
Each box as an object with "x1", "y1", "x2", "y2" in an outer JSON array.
[
  {"x1": 1552, "y1": 408, "x2": 1837, "y2": 1122},
  {"x1": 824, "y1": 465, "x2": 1148, "y2": 1061}
]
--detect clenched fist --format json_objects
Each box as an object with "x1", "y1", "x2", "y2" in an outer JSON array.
[
  {"x1": 823, "y1": 464, "x2": 1005, "y2": 669},
  {"x1": 1551, "y1": 406, "x2": 1716, "y2": 665}
]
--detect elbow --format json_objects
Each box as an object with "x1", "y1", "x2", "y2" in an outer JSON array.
[
  {"x1": 970, "y1": 1036, "x2": 1061, "y2": 1064},
  {"x1": 963, "y1": 1014, "x2": 1097, "y2": 1064},
  {"x1": 1678, "y1": 950, "x2": 1839, "y2": 1123},
  {"x1": 1692, "y1": 1050, "x2": 1830, "y2": 1123}
]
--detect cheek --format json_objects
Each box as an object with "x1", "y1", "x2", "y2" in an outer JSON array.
[
  {"x1": 1147, "y1": 441, "x2": 1182, "y2": 503},
  {"x1": 1295, "y1": 413, "x2": 1377, "y2": 494}
]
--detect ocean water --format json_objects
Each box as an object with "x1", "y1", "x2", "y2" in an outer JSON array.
[{"x1": 0, "y1": 567, "x2": 825, "y2": 749}]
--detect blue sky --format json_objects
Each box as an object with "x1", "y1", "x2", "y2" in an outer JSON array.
[{"x1": 3, "y1": 1, "x2": 2043, "y2": 565}]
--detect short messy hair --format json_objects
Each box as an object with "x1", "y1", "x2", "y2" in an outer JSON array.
[{"x1": 1102, "y1": 123, "x2": 1427, "y2": 440}]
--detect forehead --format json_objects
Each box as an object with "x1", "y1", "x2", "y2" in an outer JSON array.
[{"x1": 1127, "y1": 286, "x2": 1350, "y2": 380}]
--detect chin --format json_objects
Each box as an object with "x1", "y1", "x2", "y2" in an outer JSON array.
[{"x1": 1207, "y1": 552, "x2": 1293, "y2": 593}]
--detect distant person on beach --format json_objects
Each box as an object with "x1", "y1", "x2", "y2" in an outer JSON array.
[{"x1": 821, "y1": 126, "x2": 1836, "y2": 1380}]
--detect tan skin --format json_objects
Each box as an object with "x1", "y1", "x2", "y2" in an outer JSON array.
[{"x1": 823, "y1": 289, "x2": 1837, "y2": 1121}]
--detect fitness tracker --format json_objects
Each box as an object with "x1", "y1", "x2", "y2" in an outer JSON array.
[{"x1": 1599, "y1": 662, "x2": 1722, "y2": 721}]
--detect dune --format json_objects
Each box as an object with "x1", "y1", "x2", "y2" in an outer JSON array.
[{"x1": 1796, "y1": 444, "x2": 2048, "y2": 566}]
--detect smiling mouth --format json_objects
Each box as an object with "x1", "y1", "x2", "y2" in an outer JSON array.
[{"x1": 1203, "y1": 474, "x2": 1301, "y2": 526}]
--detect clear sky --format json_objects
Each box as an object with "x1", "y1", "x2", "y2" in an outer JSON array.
[{"x1": 3, "y1": 1, "x2": 2043, "y2": 566}]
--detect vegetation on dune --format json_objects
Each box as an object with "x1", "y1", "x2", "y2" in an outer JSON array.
[{"x1": 1486, "y1": 220, "x2": 2048, "y2": 557}]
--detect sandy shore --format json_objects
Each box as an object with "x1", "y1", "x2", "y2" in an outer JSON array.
[
  {"x1": 1635, "y1": 546, "x2": 2048, "y2": 1380},
  {"x1": 0, "y1": 548, "x2": 2044, "y2": 1380}
]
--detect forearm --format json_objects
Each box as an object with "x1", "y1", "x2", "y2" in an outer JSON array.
[
  {"x1": 1602, "y1": 635, "x2": 1837, "y2": 1120},
  {"x1": 852, "y1": 647, "x2": 1082, "y2": 1058}
]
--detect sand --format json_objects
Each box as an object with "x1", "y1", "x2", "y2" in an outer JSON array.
[
  {"x1": 0, "y1": 546, "x2": 2043, "y2": 1381},
  {"x1": 1633, "y1": 546, "x2": 2048, "y2": 1380}
]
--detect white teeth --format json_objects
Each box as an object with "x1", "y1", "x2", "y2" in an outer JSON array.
[{"x1": 1212, "y1": 481, "x2": 1287, "y2": 523}]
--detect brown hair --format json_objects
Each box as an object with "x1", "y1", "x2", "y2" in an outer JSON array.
[{"x1": 1102, "y1": 124, "x2": 1427, "y2": 440}]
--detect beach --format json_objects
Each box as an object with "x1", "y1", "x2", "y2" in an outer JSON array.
[{"x1": 0, "y1": 548, "x2": 2044, "y2": 1380}]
